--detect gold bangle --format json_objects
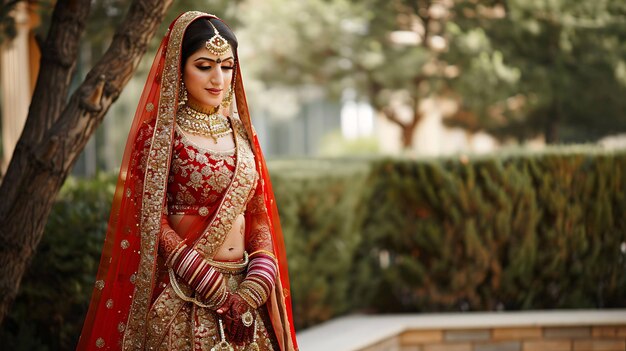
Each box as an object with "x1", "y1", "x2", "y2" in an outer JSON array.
[
  {"x1": 166, "y1": 242, "x2": 187, "y2": 267},
  {"x1": 236, "y1": 289, "x2": 258, "y2": 309},
  {"x1": 168, "y1": 267, "x2": 226, "y2": 309}
]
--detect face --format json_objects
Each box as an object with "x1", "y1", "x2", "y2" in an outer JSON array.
[{"x1": 182, "y1": 46, "x2": 235, "y2": 109}]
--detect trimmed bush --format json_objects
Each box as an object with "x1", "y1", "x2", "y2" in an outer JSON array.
[
  {"x1": 269, "y1": 159, "x2": 370, "y2": 328},
  {"x1": 352, "y1": 149, "x2": 626, "y2": 313}
]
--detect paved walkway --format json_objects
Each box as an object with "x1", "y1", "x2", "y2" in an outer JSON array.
[{"x1": 296, "y1": 310, "x2": 626, "y2": 351}]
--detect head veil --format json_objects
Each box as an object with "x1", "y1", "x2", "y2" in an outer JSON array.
[{"x1": 77, "y1": 11, "x2": 297, "y2": 351}]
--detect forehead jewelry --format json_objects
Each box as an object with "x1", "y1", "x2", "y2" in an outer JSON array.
[{"x1": 206, "y1": 21, "x2": 231, "y2": 56}]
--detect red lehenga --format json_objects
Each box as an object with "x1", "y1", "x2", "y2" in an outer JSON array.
[{"x1": 76, "y1": 11, "x2": 298, "y2": 351}]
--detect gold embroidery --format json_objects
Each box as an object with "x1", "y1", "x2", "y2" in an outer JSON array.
[
  {"x1": 96, "y1": 338, "x2": 105, "y2": 348},
  {"x1": 146, "y1": 285, "x2": 187, "y2": 350},
  {"x1": 188, "y1": 170, "x2": 203, "y2": 190},
  {"x1": 169, "y1": 124, "x2": 237, "y2": 213},
  {"x1": 121, "y1": 240, "x2": 130, "y2": 249},
  {"x1": 95, "y1": 280, "x2": 105, "y2": 290},
  {"x1": 118, "y1": 322, "x2": 126, "y2": 332},
  {"x1": 156, "y1": 272, "x2": 277, "y2": 351},
  {"x1": 106, "y1": 299, "x2": 114, "y2": 309},
  {"x1": 169, "y1": 304, "x2": 193, "y2": 350},
  {"x1": 146, "y1": 103, "x2": 154, "y2": 112},
  {"x1": 207, "y1": 163, "x2": 234, "y2": 193},
  {"x1": 196, "y1": 152, "x2": 209, "y2": 164}
]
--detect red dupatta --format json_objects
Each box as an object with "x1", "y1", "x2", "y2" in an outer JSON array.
[{"x1": 77, "y1": 11, "x2": 298, "y2": 351}]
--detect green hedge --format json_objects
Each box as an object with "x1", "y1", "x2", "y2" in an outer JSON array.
[
  {"x1": 0, "y1": 174, "x2": 116, "y2": 350},
  {"x1": 269, "y1": 159, "x2": 370, "y2": 328},
  {"x1": 352, "y1": 149, "x2": 626, "y2": 313},
  {"x1": 1, "y1": 148, "x2": 625, "y2": 349}
]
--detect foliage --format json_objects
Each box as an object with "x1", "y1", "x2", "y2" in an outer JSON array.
[
  {"x1": 448, "y1": 0, "x2": 626, "y2": 142},
  {"x1": 352, "y1": 148, "x2": 626, "y2": 312},
  {"x1": 0, "y1": 174, "x2": 115, "y2": 350}
]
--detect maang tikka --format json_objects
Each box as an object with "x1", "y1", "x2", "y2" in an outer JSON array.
[{"x1": 205, "y1": 20, "x2": 231, "y2": 56}]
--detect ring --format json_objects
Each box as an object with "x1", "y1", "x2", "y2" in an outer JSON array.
[{"x1": 241, "y1": 310, "x2": 254, "y2": 327}]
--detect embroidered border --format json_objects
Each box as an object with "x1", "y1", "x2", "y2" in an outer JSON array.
[{"x1": 122, "y1": 11, "x2": 211, "y2": 350}]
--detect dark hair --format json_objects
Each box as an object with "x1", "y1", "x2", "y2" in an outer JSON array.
[{"x1": 181, "y1": 18, "x2": 238, "y2": 66}]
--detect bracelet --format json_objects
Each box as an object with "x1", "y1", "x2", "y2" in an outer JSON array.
[
  {"x1": 168, "y1": 267, "x2": 229, "y2": 309},
  {"x1": 236, "y1": 289, "x2": 258, "y2": 309},
  {"x1": 169, "y1": 267, "x2": 214, "y2": 308},
  {"x1": 166, "y1": 241, "x2": 187, "y2": 267}
]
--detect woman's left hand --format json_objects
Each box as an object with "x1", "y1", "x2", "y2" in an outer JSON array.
[{"x1": 216, "y1": 293, "x2": 255, "y2": 345}]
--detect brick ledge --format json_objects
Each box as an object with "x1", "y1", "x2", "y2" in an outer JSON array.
[{"x1": 296, "y1": 309, "x2": 626, "y2": 351}]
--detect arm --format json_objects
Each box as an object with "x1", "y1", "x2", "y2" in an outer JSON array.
[
  {"x1": 238, "y1": 179, "x2": 278, "y2": 309},
  {"x1": 160, "y1": 214, "x2": 228, "y2": 308}
]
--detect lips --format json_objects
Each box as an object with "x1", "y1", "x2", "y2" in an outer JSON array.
[{"x1": 206, "y1": 88, "x2": 222, "y2": 95}]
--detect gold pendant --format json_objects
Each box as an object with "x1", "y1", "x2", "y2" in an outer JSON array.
[
  {"x1": 211, "y1": 319, "x2": 234, "y2": 351},
  {"x1": 211, "y1": 341, "x2": 233, "y2": 351},
  {"x1": 246, "y1": 341, "x2": 259, "y2": 351}
]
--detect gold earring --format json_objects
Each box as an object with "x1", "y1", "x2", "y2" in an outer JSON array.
[
  {"x1": 221, "y1": 86, "x2": 233, "y2": 109},
  {"x1": 179, "y1": 79, "x2": 188, "y2": 106}
]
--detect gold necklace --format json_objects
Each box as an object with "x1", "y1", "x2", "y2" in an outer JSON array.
[{"x1": 177, "y1": 105, "x2": 232, "y2": 143}]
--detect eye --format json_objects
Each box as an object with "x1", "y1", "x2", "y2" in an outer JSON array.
[
  {"x1": 222, "y1": 66, "x2": 234, "y2": 71},
  {"x1": 196, "y1": 65, "x2": 211, "y2": 71}
]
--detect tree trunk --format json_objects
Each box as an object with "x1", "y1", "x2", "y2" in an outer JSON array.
[
  {"x1": 0, "y1": 0, "x2": 174, "y2": 325},
  {"x1": 381, "y1": 97, "x2": 423, "y2": 149}
]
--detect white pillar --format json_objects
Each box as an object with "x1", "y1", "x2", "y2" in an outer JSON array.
[{"x1": 1, "y1": 2, "x2": 31, "y2": 174}]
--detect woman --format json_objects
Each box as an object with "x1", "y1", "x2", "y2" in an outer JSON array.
[{"x1": 77, "y1": 12, "x2": 298, "y2": 351}]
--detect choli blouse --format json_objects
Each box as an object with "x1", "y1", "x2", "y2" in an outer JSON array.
[{"x1": 166, "y1": 125, "x2": 236, "y2": 217}]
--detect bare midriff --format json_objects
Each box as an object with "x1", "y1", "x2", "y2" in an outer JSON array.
[{"x1": 168, "y1": 213, "x2": 246, "y2": 261}]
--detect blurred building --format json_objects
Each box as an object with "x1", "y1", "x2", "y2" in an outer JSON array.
[{"x1": 0, "y1": 2, "x2": 40, "y2": 175}]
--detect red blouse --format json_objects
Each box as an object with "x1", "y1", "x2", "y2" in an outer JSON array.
[{"x1": 167, "y1": 125, "x2": 237, "y2": 217}]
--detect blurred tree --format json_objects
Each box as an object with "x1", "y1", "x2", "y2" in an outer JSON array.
[
  {"x1": 0, "y1": 0, "x2": 174, "y2": 325},
  {"x1": 0, "y1": 0, "x2": 19, "y2": 43},
  {"x1": 448, "y1": 0, "x2": 626, "y2": 143},
  {"x1": 238, "y1": 0, "x2": 626, "y2": 147}
]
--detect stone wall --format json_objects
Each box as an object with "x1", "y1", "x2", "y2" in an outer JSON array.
[
  {"x1": 364, "y1": 325, "x2": 626, "y2": 351},
  {"x1": 296, "y1": 310, "x2": 626, "y2": 351}
]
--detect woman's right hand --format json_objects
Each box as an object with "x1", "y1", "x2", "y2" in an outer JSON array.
[{"x1": 216, "y1": 293, "x2": 255, "y2": 345}]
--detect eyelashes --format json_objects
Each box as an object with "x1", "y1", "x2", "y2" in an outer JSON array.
[{"x1": 196, "y1": 66, "x2": 234, "y2": 71}]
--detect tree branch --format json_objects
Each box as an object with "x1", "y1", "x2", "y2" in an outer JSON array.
[{"x1": 383, "y1": 106, "x2": 407, "y2": 129}]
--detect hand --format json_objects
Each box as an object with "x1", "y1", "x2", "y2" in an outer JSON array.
[{"x1": 216, "y1": 293, "x2": 255, "y2": 345}]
